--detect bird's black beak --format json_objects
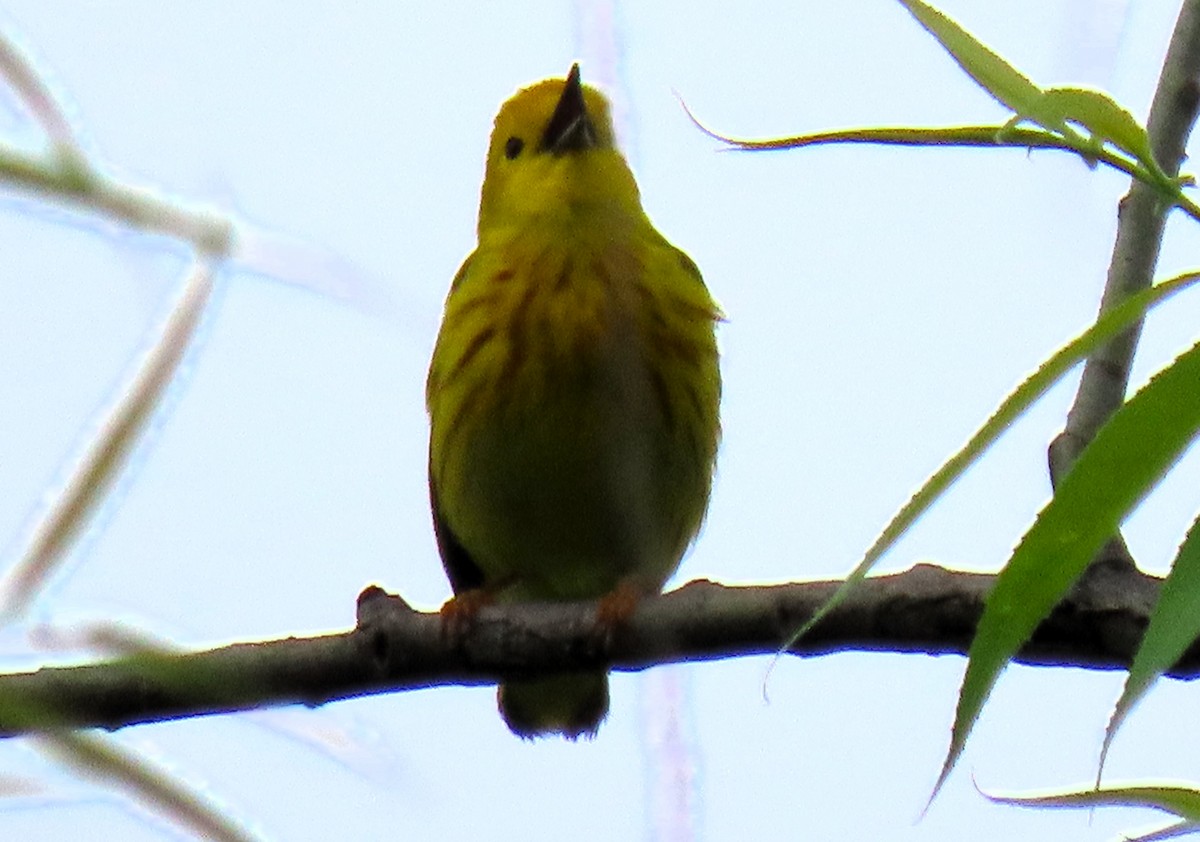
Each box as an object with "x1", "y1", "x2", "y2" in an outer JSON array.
[{"x1": 541, "y1": 63, "x2": 595, "y2": 154}]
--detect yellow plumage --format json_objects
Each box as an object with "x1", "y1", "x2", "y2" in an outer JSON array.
[{"x1": 426, "y1": 65, "x2": 721, "y2": 738}]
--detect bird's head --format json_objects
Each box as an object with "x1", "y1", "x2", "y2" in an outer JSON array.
[{"x1": 478, "y1": 64, "x2": 642, "y2": 231}]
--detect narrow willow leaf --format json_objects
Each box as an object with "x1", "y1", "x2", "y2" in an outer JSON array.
[
  {"x1": 1101, "y1": 511, "x2": 1200, "y2": 778},
  {"x1": 979, "y1": 781, "x2": 1200, "y2": 819},
  {"x1": 1040, "y1": 88, "x2": 1160, "y2": 171},
  {"x1": 0, "y1": 261, "x2": 216, "y2": 618},
  {"x1": 892, "y1": 0, "x2": 1168, "y2": 165},
  {"x1": 781, "y1": 272, "x2": 1200, "y2": 653},
  {"x1": 896, "y1": 0, "x2": 1196, "y2": 205},
  {"x1": 681, "y1": 114, "x2": 1200, "y2": 222},
  {"x1": 895, "y1": 0, "x2": 1042, "y2": 113},
  {"x1": 979, "y1": 781, "x2": 1200, "y2": 842},
  {"x1": 1131, "y1": 821, "x2": 1200, "y2": 842},
  {"x1": 934, "y1": 338, "x2": 1200, "y2": 802},
  {"x1": 1040, "y1": 88, "x2": 1145, "y2": 148}
]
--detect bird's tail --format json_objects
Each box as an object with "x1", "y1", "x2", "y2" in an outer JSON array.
[{"x1": 498, "y1": 672, "x2": 609, "y2": 740}]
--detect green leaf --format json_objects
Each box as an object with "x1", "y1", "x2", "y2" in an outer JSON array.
[
  {"x1": 934, "y1": 337, "x2": 1200, "y2": 802},
  {"x1": 894, "y1": 0, "x2": 1047, "y2": 124},
  {"x1": 1040, "y1": 88, "x2": 1153, "y2": 164},
  {"x1": 1101, "y1": 511, "x2": 1200, "y2": 779},
  {"x1": 683, "y1": 116, "x2": 1200, "y2": 222},
  {"x1": 696, "y1": 2, "x2": 1195, "y2": 211},
  {"x1": 891, "y1": 0, "x2": 1198, "y2": 177},
  {"x1": 980, "y1": 781, "x2": 1200, "y2": 840},
  {"x1": 780, "y1": 271, "x2": 1200, "y2": 654},
  {"x1": 980, "y1": 781, "x2": 1200, "y2": 818},
  {"x1": 1037, "y1": 87, "x2": 1179, "y2": 188}
]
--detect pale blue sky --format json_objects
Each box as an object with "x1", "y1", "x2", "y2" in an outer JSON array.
[{"x1": 2, "y1": 2, "x2": 1200, "y2": 840}]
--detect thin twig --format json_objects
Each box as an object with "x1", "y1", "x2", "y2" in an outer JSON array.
[
  {"x1": 0, "y1": 144, "x2": 233, "y2": 254},
  {"x1": 0, "y1": 30, "x2": 79, "y2": 152},
  {"x1": 37, "y1": 732, "x2": 254, "y2": 842},
  {"x1": 0, "y1": 261, "x2": 218, "y2": 619}
]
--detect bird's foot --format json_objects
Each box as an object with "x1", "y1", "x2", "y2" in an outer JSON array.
[
  {"x1": 594, "y1": 579, "x2": 644, "y2": 646},
  {"x1": 439, "y1": 589, "x2": 493, "y2": 640}
]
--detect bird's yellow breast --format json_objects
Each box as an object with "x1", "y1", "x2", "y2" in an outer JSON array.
[{"x1": 428, "y1": 216, "x2": 717, "y2": 601}]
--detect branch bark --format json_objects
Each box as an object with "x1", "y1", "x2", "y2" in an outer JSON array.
[
  {"x1": 0, "y1": 563, "x2": 1184, "y2": 738},
  {"x1": 1049, "y1": 0, "x2": 1200, "y2": 489}
]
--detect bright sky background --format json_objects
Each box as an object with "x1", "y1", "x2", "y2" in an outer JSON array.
[{"x1": 2, "y1": 1, "x2": 1200, "y2": 840}]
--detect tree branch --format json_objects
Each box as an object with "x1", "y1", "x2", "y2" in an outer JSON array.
[
  {"x1": 1049, "y1": 0, "x2": 1200, "y2": 487},
  {"x1": 0, "y1": 564, "x2": 1184, "y2": 738}
]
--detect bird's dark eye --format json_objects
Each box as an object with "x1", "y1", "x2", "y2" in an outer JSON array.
[{"x1": 504, "y1": 136, "x2": 524, "y2": 160}]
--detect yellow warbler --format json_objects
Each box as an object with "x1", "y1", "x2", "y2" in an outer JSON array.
[{"x1": 426, "y1": 64, "x2": 721, "y2": 739}]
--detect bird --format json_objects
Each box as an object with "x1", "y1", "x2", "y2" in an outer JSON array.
[{"x1": 426, "y1": 64, "x2": 721, "y2": 738}]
